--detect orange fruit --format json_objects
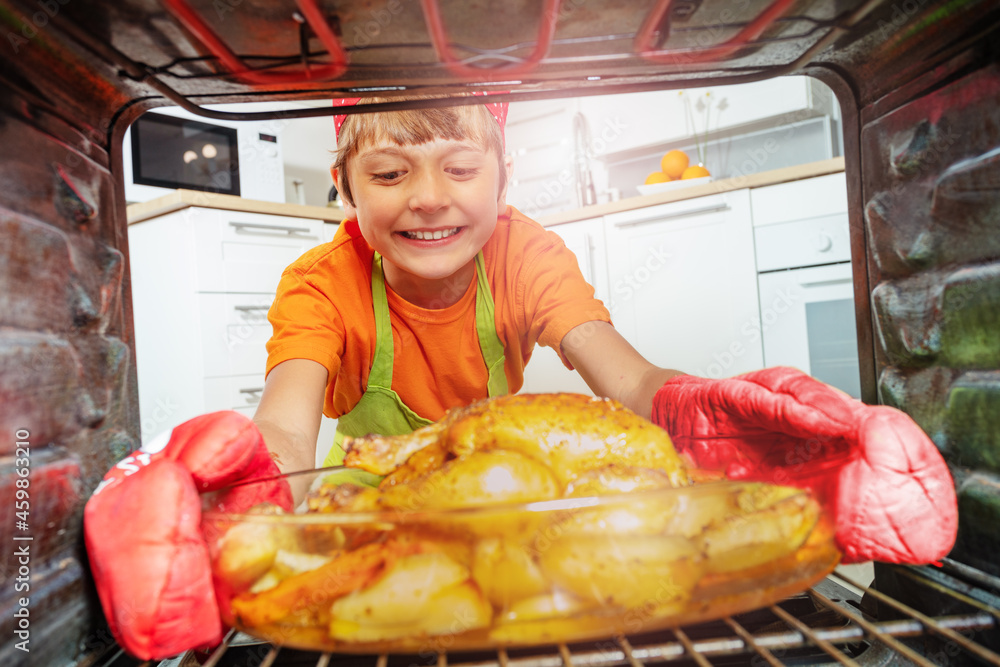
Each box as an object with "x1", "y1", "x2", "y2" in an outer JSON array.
[
  {"x1": 660, "y1": 150, "x2": 689, "y2": 180},
  {"x1": 681, "y1": 164, "x2": 711, "y2": 180},
  {"x1": 644, "y1": 171, "x2": 673, "y2": 185}
]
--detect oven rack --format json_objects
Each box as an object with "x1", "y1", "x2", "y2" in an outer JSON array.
[
  {"x1": 158, "y1": 0, "x2": 818, "y2": 83},
  {"x1": 95, "y1": 0, "x2": 886, "y2": 124},
  {"x1": 115, "y1": 564, "x2": 1000, "y2": 667},
  {"x1": 146, "y1": 14, "x2": 856, "y2": 84}
]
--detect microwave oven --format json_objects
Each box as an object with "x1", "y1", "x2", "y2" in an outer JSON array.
[{"x1": 123, "y1": 106, "x2": 286, "y2": 204}]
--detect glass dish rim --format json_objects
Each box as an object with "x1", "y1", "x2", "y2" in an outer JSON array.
[{"x1": 201, "y1": 467, "x2": 803, "y2": 525}]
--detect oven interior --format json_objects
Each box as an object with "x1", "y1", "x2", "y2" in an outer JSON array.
[{"x1": 1, "y1": 0, "x2": 999, "y2": 665}]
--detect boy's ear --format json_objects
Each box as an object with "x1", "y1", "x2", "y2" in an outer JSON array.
[
  {"x1": 497, "y1": 155, "x2": 514, "y2": 211},
  {"x1": 330, "y1": 167, "x2": 357, "y2": 220}
]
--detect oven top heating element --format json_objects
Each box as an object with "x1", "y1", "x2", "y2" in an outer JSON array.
[
  {"x1": 114, "y1": 0, "x2": 888, "y2": 124},
  {"x1": 105, "y1": 562, "x2": 1000, "y2": 667}
]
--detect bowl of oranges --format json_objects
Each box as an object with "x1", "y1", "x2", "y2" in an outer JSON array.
[{"x1": 637, "y1": 150, "x2": 712, "y2": 195}]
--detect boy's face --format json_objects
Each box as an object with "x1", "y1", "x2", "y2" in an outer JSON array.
[{"x1": 342, "y1": 136, "x2": 507, "y2": 300}]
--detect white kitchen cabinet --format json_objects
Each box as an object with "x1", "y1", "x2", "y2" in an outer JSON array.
[
  {"x1": 577, "y1": 89, "x2": 685, "y2": 157},
  {"x1": 128, "y1": 205, "x2": 340, "y2": 465},
  {"x1": 505, "y1": 98, "x2": 579, "y2": 217},
  {"x1": 520, "y1": 217, "x2": 609, "y2": 395},
  {"x1": 578, "y1": 77, "x2": 831, "y2": 158},
  {"x1": 603, "y1": 189, "x2": 764, "y2": 377}
]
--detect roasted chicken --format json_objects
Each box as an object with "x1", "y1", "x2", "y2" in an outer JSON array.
[
  {"x1": 344, "y1": 392, "x2": 690, "y2": 493},
  {"x1": 210, "y1": 393, "x2": 838, "y2": 653}
]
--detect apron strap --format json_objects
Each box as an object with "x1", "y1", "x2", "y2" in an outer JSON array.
[
  {"x1": 474, "y1": 252, "x2": 509, "y2": 397},
  {"x1": 329, "y1": 250, "x2": 509, "y2": 468},
  {"x1": 367, "y1": 252, "x2": 395, "y2": 389}
]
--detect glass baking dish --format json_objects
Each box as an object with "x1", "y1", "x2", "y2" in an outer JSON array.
[{"x1": 200, "y1": 468, "x2": 840, "y2": 654}]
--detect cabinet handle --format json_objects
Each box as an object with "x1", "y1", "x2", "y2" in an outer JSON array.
[
  {"x1": 229, "y1": 221, "x2": 311, "y2": 235},
  {"x1": 234, "y1": 305, "x2": 270, "y2": 312},
  {"x1": 800, "y1": 277, "x2": 852, "y2": 288},
  {"x1": 239, "y1": 387, "x2": 264, "y2": 404},
  {"x1": 612, "y1": 202, "x2": 729, "y2": 228}
]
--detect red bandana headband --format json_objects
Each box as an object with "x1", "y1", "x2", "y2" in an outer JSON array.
[{"x1": 333, "y1": 92, "x2": 508, "y2": 141}]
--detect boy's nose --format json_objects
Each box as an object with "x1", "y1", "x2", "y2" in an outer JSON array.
[{"x1": 408, "y1": 171, "x2": 451, "y2": 213}]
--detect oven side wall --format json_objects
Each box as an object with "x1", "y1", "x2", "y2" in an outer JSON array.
[
  {"x1": 0, "y1": 15, "x2": 141, "y2": 666},
  {"x1": 857, "y1": 38, "x2": 1000, "y2": 577}
]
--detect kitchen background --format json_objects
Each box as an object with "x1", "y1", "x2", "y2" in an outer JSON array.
[{"x1": 124, "y1": 76, "x2": 855, "y2": 467}]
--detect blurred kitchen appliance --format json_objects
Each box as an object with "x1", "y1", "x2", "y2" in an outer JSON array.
[{"x1": 123, "y1": 107, "x2": 286, "y2": 203}]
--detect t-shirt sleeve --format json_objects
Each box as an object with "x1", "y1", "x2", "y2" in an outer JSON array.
[
  {"x1": 517, "y1": 227, "x2": 613, "y2": 369},
  {"x1": 265, "y1": 267, "x2": 345, "y2": 380}
]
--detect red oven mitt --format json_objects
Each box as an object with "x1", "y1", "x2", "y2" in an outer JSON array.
[
  {"x1": 651, "y1": 367, "x2": 958, "y2": 565},
  {"x1": 83, "y1": 411, "x2": 292, "y2": 660}
]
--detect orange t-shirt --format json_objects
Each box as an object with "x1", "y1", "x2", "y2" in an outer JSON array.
[{"x1": 265, "y1": 206, "x2": 612, "y2": 422}]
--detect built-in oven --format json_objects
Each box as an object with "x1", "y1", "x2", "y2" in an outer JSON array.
[{"x1": 751, "y1": 173, "x2": 861, "y2": 399}]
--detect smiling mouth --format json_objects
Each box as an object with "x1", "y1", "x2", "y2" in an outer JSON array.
[{"x1": 399, "y1": 227, "x2": 462, "y2": 241}]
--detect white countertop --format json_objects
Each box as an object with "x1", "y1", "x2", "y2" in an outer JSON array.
[
  {"x1": 126, "y1": 190, "x2": 346, "y2": 225},
  {"x1": 537, "y1": 157, "x2": 845, "y2": 227}
]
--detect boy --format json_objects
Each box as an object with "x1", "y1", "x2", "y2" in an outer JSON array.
[
  {"x1": 253, "y1": 96, "x2": 683, "y2": 473},
  {"x1": 85, "y1": 95, "x2": 956, "y2": 661}
]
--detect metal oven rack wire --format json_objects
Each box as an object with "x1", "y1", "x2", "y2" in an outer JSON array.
[
  {"x1": 125, "y1": 0, "x2": 887, "y2": 124},
  {"x1": 105, "y1": 563, "x2": 1000, "y2": 667},
  {"x1": 160, "y1": 0, "x2": 805, "y2": 82}
]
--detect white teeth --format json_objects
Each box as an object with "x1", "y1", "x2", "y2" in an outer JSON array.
[{"x1": 403, "y1": 227, "x2": 459, "y2": 240}]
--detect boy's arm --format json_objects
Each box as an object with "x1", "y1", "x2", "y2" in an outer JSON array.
[
  {"x1": 560, "y1": 321, "x2": 957, "y2": 566},
  {"x1": 253, "y1": 358, "x2": 328, "y2": 473},
  {"x1": 560, "y1": 320, "x2": 682, "y2": 419}
]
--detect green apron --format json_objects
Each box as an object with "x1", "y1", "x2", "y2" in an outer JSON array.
[{"x1": 322, "y1": 251, "x2": 508, "y2": 472}]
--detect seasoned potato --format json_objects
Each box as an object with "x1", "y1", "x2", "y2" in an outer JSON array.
[
  {"x1": 501, "y1": 589, "x2": 593, "y2": 623},
  {"x1": 271, "y1": 549, "x2": 332, "y2": 579},
  {"x1": 330, "y1": 552, "x2": 491, "y2": 640},
  {"x1": 471, "y1": 538, "x2": 549, "y2": 608},
  {"x1": 538, "y1": 534, "x2": 702, "y2": 608},
  {"x1": 700, "y1": 486, "x2": 821, "y2": 573},
  {"x1": 330, "y1": 580, "x2": 492, "y2": 642},
  {"x1": 487, "y1": 590, "x2": 609, "y2": 644},
  {"x1": 216, "y1": 518, "x2": 301, "y2": 592},
  {"x1": 548, "y1": 497, "x2": 679, "y2": 536}
]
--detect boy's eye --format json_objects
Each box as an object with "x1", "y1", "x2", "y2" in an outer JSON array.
[
  {"x1": 448, "y1": 167, "x2": 480, "y2": 177},
  {"x1": 372, "y1": 171, "x2": 403, "y2": 182}
]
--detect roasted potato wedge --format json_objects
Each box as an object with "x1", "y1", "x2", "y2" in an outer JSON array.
[
  {"x1": 330, "y1": 552, "x2": 491, "y2": 640},
  {"x1": 538, "y1": 534, "x2": 702, "y2": 608},
  {"x1": 471, "y1": 537, "x2": 549, "y2": 608}
]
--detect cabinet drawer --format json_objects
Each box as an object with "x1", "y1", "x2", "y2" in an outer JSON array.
[
  {"x1": 194, "y1": 210, "x2": 326, "y2": 292},
  {"x1": 199, "y1": 293, "x2": 274, "y2": 377},
  {"x1": 751, "y1": 173, "x2": 847, "y2": 227},
  {"x1": 204, "y1": 375, "x2": 266, "y2": 414},
  {"x1": 753, "y1": 214, "x2": 851, "y2": 272},
  {"x1": 605, "y1": 192, "x2": 733, "y2": 229}
]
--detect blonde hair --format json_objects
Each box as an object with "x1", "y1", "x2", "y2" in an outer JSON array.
[{"x1": 333, "y1": 97, "x2": 506, "y2": 206}]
